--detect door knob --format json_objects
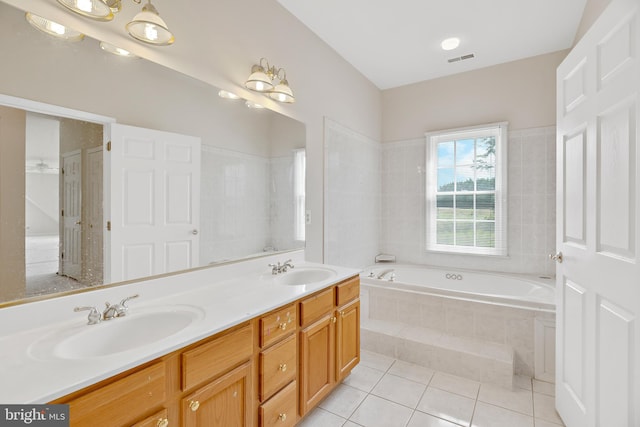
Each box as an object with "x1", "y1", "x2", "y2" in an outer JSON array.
[
  {"x1": 192, "y1": 229, "x2": 198, "y2": 235},
  {"x1": 549, "y1": 252, "x2": 563, "y2": 263}
]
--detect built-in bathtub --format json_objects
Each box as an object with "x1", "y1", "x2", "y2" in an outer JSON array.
[{"x1": 360, "y1": 264, "x2": 557, "y2": 387}]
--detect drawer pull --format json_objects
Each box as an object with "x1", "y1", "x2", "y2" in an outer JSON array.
[
  {"x1": 278, "y1": 322, "x2": 287, "y2": 331},
  {"x1": 189, "y1": 400, "x2": 200, "y2": 412},
  {"x1": 331, "y1": 316, "x2": 337, "y2": 324},
  {"x1": 278, "y1": 413, "x2": 287, "y2": 422},
  {"x1": 157, "y1": 418, "x2": 169, "y2": 427},
  {"x1": 279, "y1": 363, "x2": 287, "y2": 372}
]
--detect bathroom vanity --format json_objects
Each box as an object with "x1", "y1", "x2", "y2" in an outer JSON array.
[{"x1": 0, "y1": 252, "x2": 360, "y2": 427}]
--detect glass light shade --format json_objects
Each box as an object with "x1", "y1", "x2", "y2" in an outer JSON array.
[
  {"x1": 126, "y1": 2, "x2": 175, "y2": 46},
  {"x1": 218, "y1": 90, "x2": 240, "y2": 100},
  {"x1": 268, "y1": 79, "x2": 295, "y2": 103},
  {"x1": 25, "y1": 12, "x2": 85, "y2": 41},
  {"x1": 56, "y1": 0, "x2": 114, "y2": 21},
  {"x1": 100, "y1": 41, "x2": 138, "y2": 58},
  {"x1": 245, "y1": 66, "x2": 274, "y2": 92}
]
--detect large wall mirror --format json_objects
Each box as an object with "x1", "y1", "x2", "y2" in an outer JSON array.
[{"x1": 0, "y1": 1, "x2": 306, "y2": 306}]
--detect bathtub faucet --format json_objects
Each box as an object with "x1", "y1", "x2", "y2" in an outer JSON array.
[{"x1": 376, "y1": 269, "x2": 395, "y2": 281}]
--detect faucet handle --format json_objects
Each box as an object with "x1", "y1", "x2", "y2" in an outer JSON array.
[
  {"x1": 117, "y1": 294, "x2": 140, "y2": 316},
  {"x1": 74, "y1": 306, "x2": 101, "y2": 325}
]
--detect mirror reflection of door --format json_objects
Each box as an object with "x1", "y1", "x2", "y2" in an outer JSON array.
[{"x1": 23, "y1": 112, "x2": 104, "y2": 296}]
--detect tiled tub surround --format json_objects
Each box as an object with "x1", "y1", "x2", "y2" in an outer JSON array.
[
  {"x1": 360, "y1": 266, "x2": 555, "y2": 388},
  {"x1": 325, "y1": 118, "x2": 381, "y2": 268},
  {"x1": 0, "y1": 250, "x2": 360, "y2": 403},
  {"x1": 379, "y1": 125, "x2": 557, "y2": 276},
  {"x1": 200, "y1": 146, "x2": 299, "y2": 265}
]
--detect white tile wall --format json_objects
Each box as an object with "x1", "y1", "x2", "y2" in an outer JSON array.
[
  {"x1": 325, "y1": 119, "x2": 381, "y2": 268},
  {"x1": 199, "y1": 146, "x2": 296, "y2": 265},
  {"x1": 379, "y1": 126, "x2": 557, "y2": 276}
]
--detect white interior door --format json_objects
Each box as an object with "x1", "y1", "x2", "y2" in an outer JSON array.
[
  {"x1": 86, "y1": 146, "x2": 103, "y2": 285},
  {"x1": 555, "y1": 0, "x2": 639, "y2": 426},
  {"x1": 107, "y1": 124, "x2": 200, "y2": 283},
  {"x1": 61, "y1": 150, "x2": 82, "y2": 280}
]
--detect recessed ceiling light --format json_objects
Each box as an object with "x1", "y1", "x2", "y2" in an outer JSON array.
[
  {"x1": 441, "y1": 37, "x2": 460, "y2": 51},
  {"x1": 218, "y1": 90, "x2": 241, "y2": 100}
]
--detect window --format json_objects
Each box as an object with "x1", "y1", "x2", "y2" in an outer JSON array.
[
  {"x1": 426, "y1": 123, "x2": 507, "y2": 255},
  {"x1": 293, "y1": 148, "x2": 306, "y2": 242}
]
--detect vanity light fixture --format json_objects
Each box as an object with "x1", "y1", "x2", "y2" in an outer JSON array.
[
  {"x1": 54, "y1": 0, "x2": 175, "y2": 45},
  {"x1": 218, "y1": 90, "x2": 241, "y2": 100},
  {"x1": 244, "y1": 58, "x2": 295, "y2": 103},
  {"x1": 126, "y1": 0, "x2": 175, "y2": 45},
  {"x1": 441, "y1": 37, "x2": 460, "y2": 51},
  {"x1": 100, "y1": 41, "x2": 138, "y2": 58},
  {"x1": 25, "y1": 12, "x2": 85, "y2": 41}
]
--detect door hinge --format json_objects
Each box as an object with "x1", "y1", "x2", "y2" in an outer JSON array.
[
  {"x1": 61, "y1": 209, "x2": 64, "y2": 217},
  {"x1": 106, "y1": 141, "x2": 111, "y2": 151},
  {"x1": 61, "y1": 252, "x2": 64, "y2": 260},
  {"x1": 106, "y1": 221, "x2": 111, "y2": 231},
  {"x1": 61, "y1": 167, "x2": 65, "y2": 175}
]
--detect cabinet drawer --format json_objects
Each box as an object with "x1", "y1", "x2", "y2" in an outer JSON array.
[
  {"x1": 68, "y1": 362, "x2": 166, "y2": 427},
  {"x1": 299, "y1": 288, "x2": 334, "y2": 327},
  {"x1": 182, "y1": 323, "x2": 252, "y2": 391},
  {"x1": 260, "y1": 303, "x2": 296, "y2": 348},
  {"x1": 336, "y1": 277, "x2": 360, "y2": 306},
  {"x1": 259, "y1": 381, "x2": 297, "y2": 427},
  {"x1": 131, "y1": 408, "x2": 168, "y2": 427},
  {"x1": 259, "y1": 334, "x2": 296, "y2": 401}
]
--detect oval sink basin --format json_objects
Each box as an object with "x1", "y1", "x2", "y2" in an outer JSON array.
[
  {"x1": 30, "y1": 306, "x2": 204, "y2": 360},
  {"x1": 275, "y1": 267, "x2": 337, "y2": 286}
]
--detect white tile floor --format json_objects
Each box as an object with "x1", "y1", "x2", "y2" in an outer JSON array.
[{"x1": 299, "y1": 350, "x2": 565, "y2": 427}]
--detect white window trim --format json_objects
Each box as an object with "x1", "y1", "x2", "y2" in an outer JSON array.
[
  {"x1": 293, "y1": 148, "x2": 306, "y2": 242},
  {"x1": 425, "y1": 122, "x2": 508, "y2": 256}
]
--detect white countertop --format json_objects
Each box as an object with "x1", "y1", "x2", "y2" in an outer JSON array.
[{"x1": 0, "y1": 251, "x2": 360, "y2": 403}]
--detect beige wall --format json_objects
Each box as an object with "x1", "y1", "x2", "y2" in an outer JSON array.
[
  {"x1": 0, "y1": 106, "x2": 26, "y2": 299},
  {"x1": 381, "y1": 50, "x2": 569, "y2": 142},
  {"x1": 574, "y1": 0, "x2": 614, "y2": 45},
  {"x1": 1, "y1": 0, "x2": 383, "y2": 262}
]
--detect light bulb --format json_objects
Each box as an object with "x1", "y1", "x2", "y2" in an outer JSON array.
[
  {"x1": 144, "y1": 24, "x2": 158, "y2": 41},
  {"x1": 48, "y1": 21, "x2": 66, "y2": 35},
  {"x1": 76, "y1": 0, "x2": 93, "y2": 12}
]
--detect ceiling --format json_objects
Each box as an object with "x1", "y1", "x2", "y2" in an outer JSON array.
[{"x1": 276, "y1": 0, "x2": 588, "y2": 90}]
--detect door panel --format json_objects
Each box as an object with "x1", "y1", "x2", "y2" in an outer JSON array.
[
  {"x1": 108, "y1": 124, "x2": 200, "y2": 282},
  {"x1": 61, "y1": 150, "x2": 82, "y2": 280},
  {"x1": 556, "y1": 1, "x2": 639, "y2": 426}
]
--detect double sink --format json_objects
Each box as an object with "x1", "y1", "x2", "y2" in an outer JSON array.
[{"x1": 28, "y1": 265, "x2": 337, "y2": 360}]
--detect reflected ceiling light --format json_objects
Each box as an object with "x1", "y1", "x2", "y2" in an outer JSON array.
[
  {"x1": 245, "y1": 100, "x2": 265, "y2": 109},
  {"x1": 126, "y1": 0, "x2": 175, "y2": 46},
  {"x1": 245, "y1": 58, "x2": 295, "y2": 103},
  {"x1": 441, "y1": 37, "x2": 460, "y2": 51},
  {"x1": 100, "y1": 41, "x2": 138, "y2": 58},
  {"x1": 25, "y1": 12, "x2": 85, "y2": 41},
  {"x1": 218, "y1": 90, "x2": 241, "y2": 100},
  {"x1": 56, "y1": 0, "x2": 113, "y2": 21}
]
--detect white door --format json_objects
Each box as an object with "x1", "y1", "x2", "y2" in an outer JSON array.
[
  {"x1": 555, "y1": 1, "x2": 639, "y2": 426},
  {"x1": 85, "y1": 146, "x2": 103, "y2": 285},
  {"x1": 61, "y1": 150, "x2": 82, "y2": 280},
  {"x1": 107, "y1": 124, "x2": 200, "y2": 283}
]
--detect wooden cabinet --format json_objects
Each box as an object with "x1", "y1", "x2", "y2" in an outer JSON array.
[
  {"x1": 51, "y1": 274, "x2": 360, "y2": 427},
  {"x1": 298, "y1": 276, "x2": 360, "y2": 416},
  {"x1": 182, "y1": 362, "x2": 252, "y2": 427}
]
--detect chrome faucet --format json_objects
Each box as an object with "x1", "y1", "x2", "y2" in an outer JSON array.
[
  {"x1": 268, "y1": 259, "x2": 295, "y2": 275},
  {"x1": 75, "y1": 294, "x2": 139, "y2": 324},
  {"x1": 376, "y1": 269, "x2": 395, "y2": 280}
]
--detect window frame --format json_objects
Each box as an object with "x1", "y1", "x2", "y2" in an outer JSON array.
[
  {"x1": 425, "y1": 122, "x2": 508, "y2": 256},
  {"x1": 293, "y1": 148, "x2": 306, "y2": 242}
]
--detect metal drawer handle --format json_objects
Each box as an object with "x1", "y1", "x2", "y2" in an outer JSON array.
[
  {"x1": 278, "y1": 322, "x2": 287, "y2": 330},
  {"x1": 156, "y1": 418, "x2": 169, "y2": 427},
  {"x1": 278, "y1": 413, "x2": 287, "y2": 422},
  {"x1": 279, "y1": 363, "x2": 287, "y2": 372},
  {"x1": 189, "y1": 400, "x2": 200, "y2": 412}
]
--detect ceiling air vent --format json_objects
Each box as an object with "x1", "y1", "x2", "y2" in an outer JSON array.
[{"x1": 448, "y1": 53, "x2": 475, "y2": 63}]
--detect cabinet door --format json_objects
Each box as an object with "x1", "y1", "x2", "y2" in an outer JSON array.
[
  {"x1": 299, "y1": 314, "x2": 335, "y2": 416},
  {"x1": 182, "y1": 362, "x2": 252, "y2": 427},
  {"x1": 336, "y1": 299, "x2": 360, "y2": 381}
]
